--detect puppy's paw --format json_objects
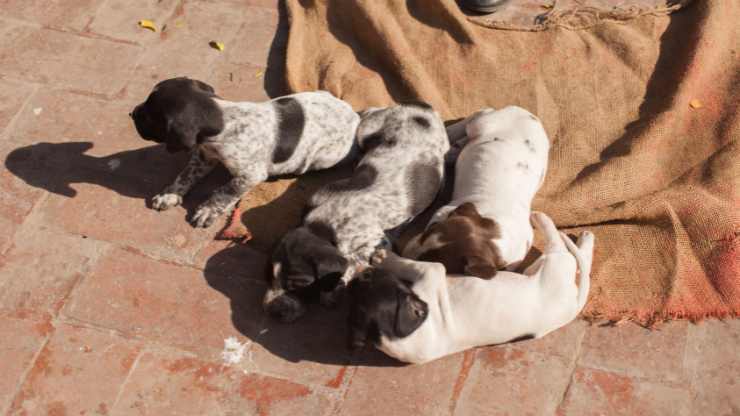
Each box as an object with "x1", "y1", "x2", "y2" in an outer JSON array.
[
  {"x1": 152, "y1": 193, "x2": 182, "y2": 211},
  {"x1": 530, "y1": 211, "x2": 554, "y2": 228},
  {"x1": 319, "y1": 287, "x2": 343, "y2": 308},
  {"x1": 264, "y1": 291, "x2": 307, "y2": 323},
  {"x1": 370, "y1": 248, "x2": 389, "y2": 266},
  {"x1": 191, "y1": 204, "x2": 222, "y2": 228},
  {"x1": 577, "y1": 231, "x2": 595, "y2": 250}
]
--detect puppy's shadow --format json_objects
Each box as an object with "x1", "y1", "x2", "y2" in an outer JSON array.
[
  {"x1": 204, "y1": 220, "x2": 403, "y2": 368},
  {"x1": 4, "y1": 141, "x2": 229, "y2": 216}
]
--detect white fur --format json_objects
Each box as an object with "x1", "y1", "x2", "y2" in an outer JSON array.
[
  {"x1": 379, "y1": 212, "x2": 594, "y2": 364},
  {"x1": 404, "y1": 106, "x2": 550, "y2": 270}
]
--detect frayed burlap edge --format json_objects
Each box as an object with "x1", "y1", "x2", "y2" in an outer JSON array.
[
  {"x1": 582, "y1": 309, "x2": 740, "y2": 329},
  {"x1": 468, "y1": 0, "x2": 693, "y2": 31}
]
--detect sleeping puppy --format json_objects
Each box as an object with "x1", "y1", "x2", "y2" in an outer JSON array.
[
  {"x1": 263, "y1": 102, "x2": 450, "y2": 322},
  {"x1": 130, "y1": 77, "x2": 360, "y2": 228},
  {"x1": 403, "y1": 106, "x2": 550, "y2": 278},
  {"x1": 348, "y1": 212, "x2": 595, "y2": 364}
]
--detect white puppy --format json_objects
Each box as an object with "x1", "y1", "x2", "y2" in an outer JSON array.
[
  {"x1": 403, "y1": 106, "x2": 550, "y2": 278},
  {"x1": 348, "y1": 212, "x2": 594, "y2": 364}
]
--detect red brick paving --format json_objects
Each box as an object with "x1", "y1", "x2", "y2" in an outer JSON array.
[{"x1": 0, "y1": 1, "x2": 737, "y2": 415}]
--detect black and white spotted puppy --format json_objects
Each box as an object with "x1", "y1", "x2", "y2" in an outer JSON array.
[
  {"x1": 263, "y1": 102, "x2": 450, "y2": 322},
  {"x1": 349, "y1": 212, "x2": 595, "y2": 364},
  {"x1": 403, "y1": 106, "x2": 550, "y2": 277},
  {"x1": 129, "y1": 77, "x2": 361, "y2": 228}
]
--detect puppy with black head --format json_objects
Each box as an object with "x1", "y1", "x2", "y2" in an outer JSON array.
[
  {"x1": 130, "y1": 77, "x2": 360, "y2": 228},
  {"x1": 263, "y1": 102, "x2": 450, "y2": 323},
  {"x1": 403, "y1": 106, "x2": 550, "y2": 278},
  {"x1": 349, "y1": 212, "x2": 595, "y2": 364}
]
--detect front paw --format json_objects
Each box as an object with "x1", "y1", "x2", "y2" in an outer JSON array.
[
  {"x1": 191, "y1": 204, "x2": 223, "y2": 228},
  {"x1": 370, "y1": 248, "x2": 389, "y2": 266},
  {"x1": 152, "y1": 193, "x2": 182, "y2": 211}
]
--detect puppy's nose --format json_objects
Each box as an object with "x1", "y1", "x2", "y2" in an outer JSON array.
[{"x1": 128, "y1": 112, "x2": 133, "y2": 118}]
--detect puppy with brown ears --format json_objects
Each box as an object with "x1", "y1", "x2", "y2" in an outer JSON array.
[
  {"x1": 348, "y1": 212, "x2": 594, "y2": 364},
  {"x1": 403, "y1": 106, "x2": 550, "y2": 278}
]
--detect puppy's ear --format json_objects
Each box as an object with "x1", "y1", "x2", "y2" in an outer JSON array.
[
  {"x1": 271, "y1": 242, "x2": 315, "y2": 290},
  {"x1": 163, "y1": 95, "x2": 224, "y2": 152},
  {"x1": 191, "y1": 79, "x2": 216, "y2": 94},
  {"x1": 356, "y1": 108, "x2": 390, "y2": 150},
  {"x1": 347, "y1": 308, "x2": 370, "y2": 350},
  {"x1": 347, "y1": 281, "x2": 370, "y2": 350},
  {"x1": 315, "y1": 252, "x2": 348, "y2": 292},
  {"x1": 449, "y1": 202, "x2": 481, "y2": 219},
  {"x1": 394, "y1": 293, "x2": 428, "y2": 338},
  {"x1": 165, "y1": 116, "x2": 198, "y2": 150},
  {"x1": 464, "y1": 257, "x2": 498, "y2": 279}
]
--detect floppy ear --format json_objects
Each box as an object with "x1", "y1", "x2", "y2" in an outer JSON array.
[
  {"x1": 449, "y1": 202, "x2": 481, "y2": 219},
  {"x1": 356, "y1": 108, "x2": 390, "y2": 151},
  {"x1": 163, "y1": 96, "x2": 224, "y2": 152},
  {"x1": 347, "y1": 307, "x2": 370, "y2": 350},
  {"x1": 394, "y1": 293, "x2": 428, "y2": 338},
  {"x1": 165, "y1": 116, "x2": 199, "y2": 150},
  {"x1": 315, "y1": 251, "x2": 348, "y2": 292},
  {"x1": 191, "y1": 79, "x2": 216, "y2": 94},
  {"x1": 464, "y1": 256, "x2": 498, "y2": 279},
  {"x1": 346, "y1": 280, "x2": 371, "y2": 350}
]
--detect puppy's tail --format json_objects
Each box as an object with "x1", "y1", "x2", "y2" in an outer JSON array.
[{"x1": 559, "y1": 231, "x2": 595, "y2": 313}]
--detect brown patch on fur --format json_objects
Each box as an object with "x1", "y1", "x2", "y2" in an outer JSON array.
[{"x1": 416, "y1": 203, "x2": 505, "y2": 278}]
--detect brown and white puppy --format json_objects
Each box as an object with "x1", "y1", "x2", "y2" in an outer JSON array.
[
  {"x1": 348, "y1": 212, "x2": 594, "y2": 364},
  {"x1": 403, "y1": 106, "x2": 550, "y2": 278}
]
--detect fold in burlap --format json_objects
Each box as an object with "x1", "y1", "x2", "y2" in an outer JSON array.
[
  {"x1": 230, "y1": 0, "x2": 738, "y2": 325},
  {"x1": 466, "y1": 0, "x2": 692, "y2": 31}
]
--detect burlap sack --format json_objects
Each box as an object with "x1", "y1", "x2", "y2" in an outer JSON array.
[{"x1": 229, "y1": 0, "x2": 738, "y2": 325}]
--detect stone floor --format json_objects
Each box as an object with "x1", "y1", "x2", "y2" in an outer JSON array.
[{"x1": 0, "y1": 1, "x2": 738, "y2": 415}]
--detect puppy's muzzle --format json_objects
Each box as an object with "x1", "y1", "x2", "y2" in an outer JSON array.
[{"x1": 263, "y1": 289, "x2": 307, "y2": 323}]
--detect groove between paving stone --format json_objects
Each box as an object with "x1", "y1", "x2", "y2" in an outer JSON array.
[
  {"x1": 0, "y1": 81, "x2": 40, "y2": 140},
  {"x1": 0, "y1": 319, "x2": 54, "y2": 416},
  {"x1": 553, "y1": 321, "x2": 588, "y2": 413},
  {"x1": 328, "y1": 365, "x2": 359, "y2": 416},
  {"x1": 110, "y1": 346, "x2": 143, "y2": 412}
]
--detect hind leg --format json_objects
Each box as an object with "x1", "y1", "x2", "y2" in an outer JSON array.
[{"x1": 560, "y1": 230, "x2": 595, "y2": 275}]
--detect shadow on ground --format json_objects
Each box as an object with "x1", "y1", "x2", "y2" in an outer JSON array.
[
  {"x1": 203, "y1": 234, "x2": 404, "y2": 368},
  {"x1": 4, "y1": 141, "x2": 231, "y2": 219}
]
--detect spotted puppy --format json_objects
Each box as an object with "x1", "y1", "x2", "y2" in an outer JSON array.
[
  {"x1": 349, "y1": 212, "x2": 594, "y2": 364},
  {"x1": 403, "y1": 106, "x2": 550, "y2": 278},
  {"x1": 130, "y1": 77, "x2": 360, "y2": 228},
  {"x1": 264, "y1": 102, "x2": 450, "y2": 322}
]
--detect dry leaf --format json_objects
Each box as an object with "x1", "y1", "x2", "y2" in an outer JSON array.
[
  {"x1": 255, "y1": 70, "x2": 264, "y2": 78},
  {"x1": 210, "y1": 41, "x2": 225, "y2": 52},
  {"x1": 138, "y1": 19, "x2": 157, "y2": 32},
  {"x1": 689, "y1": 99, "x2": 703, "y2": 109}
]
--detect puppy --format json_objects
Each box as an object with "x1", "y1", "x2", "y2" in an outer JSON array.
[
  {"x1": 403, "y1": 106, "x2": 550, "y2": 278},
  {"x1": 130, "y1": 77, "x2": 360, "y2": 228},
  {"x1": 348, "y1": 212, "x2": 595, "y2": 364},
  {"x1": 263, "y1": 102, "x2": 450, "y2": 322}
]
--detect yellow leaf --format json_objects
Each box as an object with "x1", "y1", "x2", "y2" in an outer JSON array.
[
  {"x1": 255, "y1": 70, "x2": 264, "y2": 78},
  {"x1": 689, "y1": 99, "x2": 702, "y2": 109},
  {"x1": 209, "y1": 41, "x2": 225, "y2": 52},
  {"x1": 138, "y1": 19, "x2": 157, "y2": 32}
]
